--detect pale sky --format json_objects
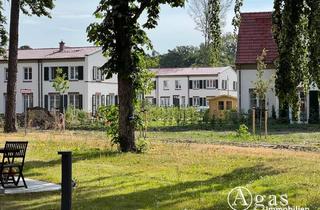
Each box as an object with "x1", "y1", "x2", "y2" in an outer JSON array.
[{"x1": 3, "y1": 0, "x2": 274, "y2": 53}]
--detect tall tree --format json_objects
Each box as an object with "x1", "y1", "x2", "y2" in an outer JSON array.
[
  {"x1": 273, "y1": 0, "x2": 311, "y2": 120},
  {"x1": 88, "y1": 0, "x2": 185, "y2": 152},
  {"x1": 4, "y1": 0, "x2": 54, "y2": 133},
  {"x1": 188, "y1": 0, "x2": 232, "y2": 46}
]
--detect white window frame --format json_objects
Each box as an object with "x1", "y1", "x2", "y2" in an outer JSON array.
[
  {"x1": 69, "y1": 93, "x2": 80, "y2": 109},
  {"x1": 93, "y1": 66, "x2": 104, "y2": 81},
  {"x1": 175, "y1": 80, "x2": 181, "y2": 90},
  {"x1": 206, "y1": 79, "x2": 215, "y2": 89},
  {"x1": 181, "y1": 96, "x2": 186, "y2": 107},
  {"x1": 69, "y1": 66, "x2": 79, "y2": 81},
  {"x1": 23, "y1": 93, "x2": 33, "y2": 111},
  {"x1": 49, "y1": 94, "x2": 60, "y2": 112},
  {"x1": 193, "y1": 80, "x2": 200, "y2": 89},
  {"x1": 163, "y1": 80, "x2": 169, "y2": 90},
  {"x1": 160, "y1": 97, "x2": 170, "y2": 107},
  {"x1": 193, "y1": 97, "x2": 200, "y2": 107},
  {"x1": 222, "y1": 80, "x2": 228, "y2": 90},
  {"x1": 23, "y1": 67, "x2": 32, "y2": 81}
]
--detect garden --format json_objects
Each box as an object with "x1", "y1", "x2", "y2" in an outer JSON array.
[{"x1": 0, "y1": 129, "x2": 319, "y2": 209}]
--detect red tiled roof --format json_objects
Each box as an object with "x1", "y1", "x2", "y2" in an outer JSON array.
[
  {"x1": 0, "y1": 46, "x2": 101, "y2": 61},
  {"x1": 236, "y1": 12, "x2": 278, "y2": 65},
  {"x1": 151, "y1": 67, "x2": 233, "y2": 76}
]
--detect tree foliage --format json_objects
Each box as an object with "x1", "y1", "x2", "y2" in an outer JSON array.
[
  {"x1": 158, "y1": 33, "x2": 236, "y2": 68},
  {"x1": 52, "y1": 68, "x2": 69, "y2": 94},
  {"x1": 272, "y1": 0, "x2": 314, "y2": 120},
  {"x1": 188, "y1": 0, "x2": 232, "y2": 46},
  {"x1": 87, "y1": 0, "x2": 185, "y2": 152}
]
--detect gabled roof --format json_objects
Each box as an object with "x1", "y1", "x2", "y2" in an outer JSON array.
[
  {"x1": 236, "y1": 12, "x2": 278, "y2": 65},
  {"x1": 151, "y1": 66, "x2": 233, "y2": 76},
  {"x1": 0, "y1": 46, "x2": 101, "y2": 61}
]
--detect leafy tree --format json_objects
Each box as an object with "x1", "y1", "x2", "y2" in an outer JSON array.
[
  {"x1": 0, "y1": 1, "x2": 7, "y2": 56},
  {"x1": 159, "y1": 46, "x2": 199, "y2": 68},
  {"x1": 188, "y1": 0, "x2": 232, "y2": 46},
  {"x1": 273, "y1": 0, "x2": 311, "y2": 120},
  {"x1": 52, "y1": 68, "x2": 69, "y2": 95},
  {"x1": 87, "y1": 0, "x2": 185, "y2": 152},
  {"x1": 19, "y1": 45, "x2": 32, "y2": 50},
  {"x1": 4, "y1": 0, "x2": 54, "y2": 133}
]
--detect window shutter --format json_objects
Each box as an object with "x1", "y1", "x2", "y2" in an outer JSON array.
[
  {"x1": 115, "y1": 95, "x2": 119, "y2": 105},
  {"x1": 92, "y1": 95, "x2": 96, "y2": 116},
  {"x1": 200, "y1": 80, "x2": 203, "y2": 89},
  {"x1": 203, "y1": 80, "x2": 206, "y2": 89},
  {"x1": 79, "y1": 95, "x2": 83, "y2": 109},
  {"x1": 215, "y1": 80, "x2": 219, "y2": 89},
  {"x1": 78, "y1": 66, "x2": 84, "y2": 80},
  {"x1": 203, "y1": 98, "x2": 207, "y2": 106},
  {"x1": 62, "y1": 67, "x2": 69, "y2": 80},
  {"x1": 44, "y1": 67, "x2": 49, "y2": 81},
  {"x1": 189, "y1": 98, "x2": 193, "y2": 106},
  {"x1": 64, "y1": 95, "x2": 68, "y2": 111},
  {"x1": 199, "y1": 98, "x2": 203, "y2": 106},
  {"x1": 153, "y1": 81, "x2": 156, "y2": 90},
  {"x1": 152, "y1": 98, "x2": 156, "y2": 105},
  {"x1": 44, "y1": 95, "x2": 48, "y2": 110},
  {"x1": 189, "y1": 80, "x2": 193, "y2": 89},
  {"x1": 93, "y1": 67, "x2": 96, "y2": 80}
]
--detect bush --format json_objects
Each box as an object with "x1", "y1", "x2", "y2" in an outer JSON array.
[
  {"x1": 236, "y1": 124, "x2": 251, "y2": 139},
  {"x1": 136, "y1": 138, "x2": 149, "y2": 153}
]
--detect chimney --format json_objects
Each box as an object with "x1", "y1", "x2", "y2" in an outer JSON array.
[{"x1": 59, "y1": 41, "x2": 65, "y2": 51}]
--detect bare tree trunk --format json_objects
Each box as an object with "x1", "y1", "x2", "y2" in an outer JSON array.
[
  {"x1": 116, "y1": 0, "x2": 136, "y2": 152},
  {"x1": 4, "y1": 0, "x2": 20, "y2": 133}
]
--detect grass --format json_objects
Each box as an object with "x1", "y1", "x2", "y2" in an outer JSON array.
[{"x1": 0, "y1": 130, "x2": 319, "y2": 209}]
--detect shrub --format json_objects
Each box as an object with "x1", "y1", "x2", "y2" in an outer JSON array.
[
  {"x1": 236, "y1": 124, "x2": 251, "y2": 139},
  {"x1": 136, "y1": 138, "x2": 149, "y2": 153}
]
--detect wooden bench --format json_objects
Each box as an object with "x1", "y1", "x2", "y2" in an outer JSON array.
[{"x1": 0, "y1": 141, "x2": 28, "y2": 188}]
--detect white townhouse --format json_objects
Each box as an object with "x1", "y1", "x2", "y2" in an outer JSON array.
[
  {"x1": 145, "y1": 67, "x2": 237, "y2": 107},
  {"x1": 0, "y1": 42, "x2": 118, "y2": 115}
]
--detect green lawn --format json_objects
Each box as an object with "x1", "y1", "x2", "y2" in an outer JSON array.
[{"x1": 0, "y1": 130, "x2": 319, "y2": 209}]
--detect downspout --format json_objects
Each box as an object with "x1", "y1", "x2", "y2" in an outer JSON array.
[{"x1": 187, "y1": 75, "x2": 190, "y2": 106}]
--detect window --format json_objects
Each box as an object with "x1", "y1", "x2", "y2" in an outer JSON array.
[
  {"x1": 226, "y1": 101, "x2": 232, "y2": 110},
  {"x1": 93, "y1": 66, "x2": 104, "y2": 81},
  {"x1": 218, "y1": 101, "x2": 224, "y2": 110},
  {"x1": 163, "y1": 80, "x2": 169, "y2": 90},
  {"x1": 181, "y1": 96, "x2": 186, "y2": 107},
  {"x1": 49, "y1": 94, "x2": 60, "y2": 112},
  {"x1": 23, "y1": 93, "x2": 33, "y2": 111},
  {"x1": 207, "y1": 80, "x2": 214, "y2": 88},
  {"x1": 233, "y1": 81, "x2": 237, "y2": 91},
  {"x1": 193, "y1": 80, "x2": 200, "y2": 89},
  {"x1": 69, "y1": 94, "x2": 80, "y2": 109},
  {"x1": 49, "y1": 67, "x2": 57, "y2": 81},
  {"x1": 145, "y1": 97, "x2": 154, "y2": 105},
  {"x1": 3, "y1": 93, "x2": 6, "y2": 112},
  {"x1": 160, "y1": 97, "x2": 170, "y2": 106},
  {"x1": 175, "y1": 80, "x2": 181, "y2": 89},
  {"x1": 193, "y1": 97, "x2": 200, "y2": 106},
  {"x1": 4, "y1": 68, "x2": 8, "y2": 81},
  {"x1": 222, "y1": 80, "x2": 228, "y2": 90},
  {"x1": 69, "y1": 67, "x2": 80, "y2": 80},
  {"x1": 23, "y1": 67, "x2": 32, "y2": 81},
  {"x1": 206, "y1": 79, "x2": 218, "y2": 89},
  {"x1": 249, "y1": 89, "x2": 257, "y2": 108}
]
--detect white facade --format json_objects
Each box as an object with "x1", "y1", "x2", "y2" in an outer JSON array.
[
  {"x1": 238, "y1": 69, "x2": 279, "y2": 115},
  {"x1": 0, "y1": 45, "x2": 118, "y2": 114},
  {"x1": 146, "y1": 67, "x2": 237, "y2": 107}
]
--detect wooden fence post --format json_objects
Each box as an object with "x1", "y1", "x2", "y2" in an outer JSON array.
[
  {"x1": 265, "y1": 109, "x2": 268, "y2": 139},
  {"x1": 252, "y1": 107, "x2": 256, "y2": 135}
]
